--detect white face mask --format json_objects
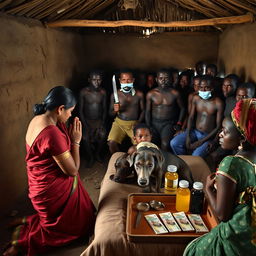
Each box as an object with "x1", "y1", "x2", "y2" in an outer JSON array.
[
  {"x1": 198, "y1": 90, "x2": 212, "y2": 100},
  {"x1": 120, "y1": 83, "x2": 133, "y2": 93}
]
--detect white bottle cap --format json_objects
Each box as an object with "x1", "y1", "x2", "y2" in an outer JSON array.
[
  {"x1": 179, "y1": 180, "x2": 189, "y2": 188},
  {"x1": 193, "y1": 182, "x2": 203, "y2": 190},
  {"x1": 167, "y1": 165, "x2": 177, "y2": 172}
]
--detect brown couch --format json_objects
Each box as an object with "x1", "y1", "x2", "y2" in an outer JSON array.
[{"x1": 80, "y1": 152, "x2": 211, "y2": 256}]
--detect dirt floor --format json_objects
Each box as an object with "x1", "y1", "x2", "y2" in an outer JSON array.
[{"x1": 0, "y1": 158, "x2": 108, "y2": 256}]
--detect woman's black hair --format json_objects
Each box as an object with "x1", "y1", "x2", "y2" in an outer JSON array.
[{"x1": 33, "y1": 86, "x2": 76, "y2": 115}]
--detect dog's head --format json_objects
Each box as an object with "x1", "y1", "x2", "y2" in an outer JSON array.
[
  {"x1": 128, "y1": 145, "x2": 164, "y2": 187},
  {"x1": 110, "y1": 153, "x2": 133, "y2": 183}
]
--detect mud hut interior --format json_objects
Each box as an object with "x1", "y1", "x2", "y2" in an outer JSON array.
[{"x1": 1, "y1": 0, "x2": 256, "y2": 255}]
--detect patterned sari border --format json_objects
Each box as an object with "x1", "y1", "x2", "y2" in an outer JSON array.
[
  {"x1": 216, "y1": 171, "x2": 237, "y2": 184},
  {"x1": 235, "y1": 155, "x2": 256, "y2": 174}
]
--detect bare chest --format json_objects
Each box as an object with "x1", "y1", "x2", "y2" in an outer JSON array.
[
  {"x1": 152, "y1": 91, "x2": 175, "y2": 106},
  {"x1": 196, "y1": 100, "x2": 216, "y2": 114},
  {"x1": 84, "y1": 91, "x2": 103, "y2": 104},
  {"x1": 119, "y1": 92, "x2": 140, "y2": 106}
]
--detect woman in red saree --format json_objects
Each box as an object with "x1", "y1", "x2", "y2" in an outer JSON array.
[{"x1": 4, "y1": 86, "x2": 96, "y2": 256}]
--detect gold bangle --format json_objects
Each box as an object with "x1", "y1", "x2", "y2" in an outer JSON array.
[{"x1": 72, "y1": 141, "x2": 80, "y2": 146}]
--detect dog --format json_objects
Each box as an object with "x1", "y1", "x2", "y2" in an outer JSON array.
[
  {"x1": 128, "y1": 142, "x2": 164, "y2": 192},
  {"x1": 110, "y1": 142, "x2": 194, "y2": 191},
  {"x1": 109, "y1": 153, "x2": 135, "y2": 183}
]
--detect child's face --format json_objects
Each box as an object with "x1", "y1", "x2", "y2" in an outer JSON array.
[{"x1": 134, "y1": 128, "x2": 152, "y2": 144}]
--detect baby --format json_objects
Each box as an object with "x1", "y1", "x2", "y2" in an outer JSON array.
[
  {"x1": 127, "y1": 123, "x2": 153, "y2": 155},
  {"x1": 110, "y1": 123, "x2": 153, "y2": 183}
]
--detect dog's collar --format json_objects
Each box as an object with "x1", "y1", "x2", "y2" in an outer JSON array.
[{"x1": 136, "y1": 142, "x2": 159, "y2": 150}]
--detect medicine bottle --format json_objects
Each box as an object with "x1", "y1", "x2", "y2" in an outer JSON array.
[
  {"x1": 175, "y1": 180, "x2": 190, "y2": 212},
  {"x1": 190, "y1": 182, "x2": 204, "y2": 214},
  {"x1": 164, "y1": 165, "x2": 178, "y2": 195}
]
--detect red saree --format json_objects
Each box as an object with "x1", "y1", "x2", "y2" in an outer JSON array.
[{"x1": 12, "y1": 122, "x2": 96, "y2": 256}]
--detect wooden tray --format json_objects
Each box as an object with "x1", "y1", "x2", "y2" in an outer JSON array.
[{"x1": 126, "y1": 193, "x2": 218, "y2": 243}]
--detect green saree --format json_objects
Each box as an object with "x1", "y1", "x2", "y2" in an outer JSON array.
[{"x1": 184, "y1": 155, "x2": 256, "y2": 256}]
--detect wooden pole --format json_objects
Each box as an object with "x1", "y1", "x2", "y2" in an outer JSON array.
[{"x1": 47, "y1": 12, "x2": 254, "y2": 28}]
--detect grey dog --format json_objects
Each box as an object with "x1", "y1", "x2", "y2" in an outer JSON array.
[
  {"x1": 127, "y1": 142, "x2": 164, "y2": 192},
  {"x1": 111, "y1": 142, "x2": 194, "y2": 191}
]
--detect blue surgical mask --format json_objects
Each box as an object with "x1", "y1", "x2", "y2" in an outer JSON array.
[
  {"x1": 120, "y1": 83, "x2": 133, "y2": 93},
  {"x1": 198, "y1": 90, "x2": 212, "y2": 100}
]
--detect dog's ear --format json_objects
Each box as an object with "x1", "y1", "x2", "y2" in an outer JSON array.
[
  {"x1": 127, "y1": 152, "x2": 137, "y2": 167},
  {"x1": 153, "y1": 151, "x2": 165, "y2": 167}
]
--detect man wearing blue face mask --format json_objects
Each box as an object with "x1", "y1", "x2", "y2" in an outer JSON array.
[
  {"x1": 170, "y1": 75, "x2": 224, "y2": 157},
  {"x1": 108, "y1": 70, "x2": 145, "y2": 154}
]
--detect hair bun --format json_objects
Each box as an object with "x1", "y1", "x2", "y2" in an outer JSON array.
[{"x1": 33, "y1": 103, "x2": 46, "y2": 115}]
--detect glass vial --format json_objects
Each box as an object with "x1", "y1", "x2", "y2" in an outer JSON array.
[
  {"x1": 164, "y1": 165, "x2": 178, "y2": 195},
  {"x1": 190, "y1": 182, "x2": 204, "y2": 214},
  {"x1": 176, "y1": 180, "x2": 190, "y2": 212}
]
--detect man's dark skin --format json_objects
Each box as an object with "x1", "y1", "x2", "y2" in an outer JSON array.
[
  {"x1": 108, "y1": 72, "x2": 145, "y2": 154},
  {"x1": 146, "y1": 71, "x2": 185, "y2": 151},
  {"x1": 195, "y1": 61, "x2": 206, "y2": 76},
  {"x1": 206, "y1": 64, "x2": 224, "y2": 100},
  {"x1": 79, "y1": 72, "x2": 107, "y2": 166},
  {"x1": 186, "y1": 78, "x2": 224, "y2": 151}
]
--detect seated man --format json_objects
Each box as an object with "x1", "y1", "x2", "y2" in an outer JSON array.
[
  {"x1": 181, "y1": 76, "x2": 201, "y2": 131},
  {"x1": 188, "y1": 76, "x2": 201, "y2": 113},
  {"x1": 170, "y1": 75, "x2": 224, "y2": 157},
  {"x1": 108, "y1": 70, "x2": 145, "y2": 154},
  {"x1": 206, "y1": 64, "x2": 224, "y2": 100},
  {"x1": 207, "y1": 81, "x2": 255, "y2": 170},
  {"x1": 222, "y1": 74, "x2": 240, "y2": 117}
]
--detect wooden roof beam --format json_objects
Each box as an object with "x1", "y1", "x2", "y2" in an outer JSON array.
[{"x1": 47, "y1": 12, "x2": 254, "y2": 28}]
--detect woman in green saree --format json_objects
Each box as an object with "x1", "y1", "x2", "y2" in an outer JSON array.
[{"x1": 184, "y1": 98, "x2": 256, "y2": 256}]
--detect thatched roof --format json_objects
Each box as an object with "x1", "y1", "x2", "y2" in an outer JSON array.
[{"x1": 0, "y1": 0, "x2": 255, "y2": 33}]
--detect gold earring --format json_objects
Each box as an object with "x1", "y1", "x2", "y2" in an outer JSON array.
[{"x1": 238, "y1": 142, "x2": 243, "y2": 151}]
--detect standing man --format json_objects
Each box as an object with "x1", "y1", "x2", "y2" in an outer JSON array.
[
  {"x1": 108, "y1": 70, "x2": 145, "y2": 154},
  {"x1": 79, "y1": 70, "x2": 107, "y2": 166},
  {"x1": 170, "y1": 75, "x2": 224, "y2": 157},
  {"x1": 146, "y1": 69, "x2": 185, "y2": 151}
]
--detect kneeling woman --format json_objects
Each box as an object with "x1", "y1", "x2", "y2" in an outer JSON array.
[
  {"x1": 184, "y1": 98, "x2": 256, "y2": 256},
  {"x1": 4, "y1": 86, "x2": 96, "y2": 256}
]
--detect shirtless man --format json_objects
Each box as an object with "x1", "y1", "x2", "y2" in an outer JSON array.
[
  {"x1": 206, "y1": 64, "x2": 224, "y2": 100},
  {"x1": 108, "y1": 70, "x2": 144, "y2": 154},
  {"x1": 188, "y1": 76, "x2": 201, "y2": 113},
  {"x1": 146, "y1": 69, "x2": 185, "y2": 151},
  {"x1": 79, "y1": 70, "x2": 107, "y2": 166},
  {"x1": 170, "y1": 75, "x2": 224, "y2": 157},
  {"x1": 222, "y1": 74, "x2": 240, "y2": 117}
]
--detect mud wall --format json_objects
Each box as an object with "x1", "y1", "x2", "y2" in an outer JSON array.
[
  {"x1": 82, "y1": 32, "x2": 219, "y2": 72},
  {"x1": 218, "y1": 23, "x2": 256, "y2": 82},
  {"x1": 0, "y1": 13, "x2": 87, "y2": 210}
]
